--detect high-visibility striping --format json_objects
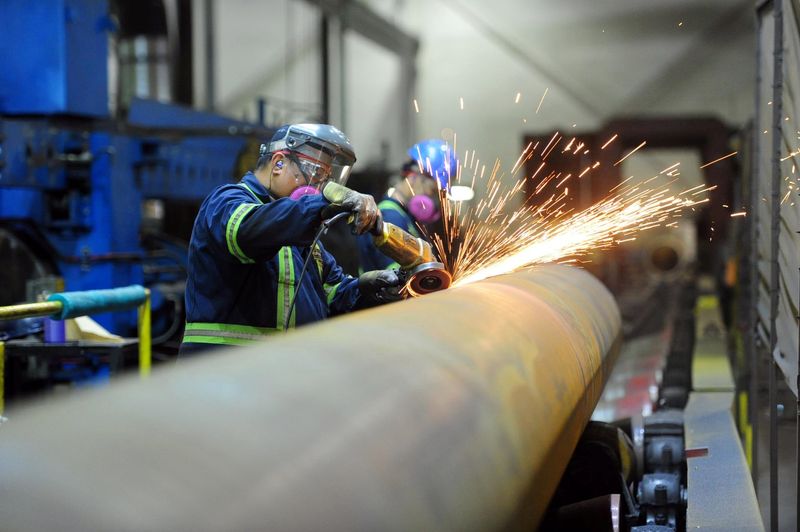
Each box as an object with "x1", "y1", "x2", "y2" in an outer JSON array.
[
  {"x1": 238, "y1": 183, "x2": 263, "y2": 204},
  {"x1": 182, "y1": 322, "x2": 280, "y2": 345},
  {"x1": 287, "y1": 248, "x2": 296, "y2": 329},
  {"x1": 325, "y1": 282, "x2": 341, "y2": 306},
  {"x1": 185, "y1": 322, "x2": 279, "y2": 335},
  {"x1": 277, "y1": 247, "x2": 296, "y2": 329},
  {"x1": 226, "y1": 203, "x2": 257, "y2": 263},
  {"x1": 182, "y1": 335, "x2": 252, "y2": 346}
]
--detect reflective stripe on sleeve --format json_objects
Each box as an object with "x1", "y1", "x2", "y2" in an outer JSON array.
[{"x1": 226, "y1": 203, "x2": 258, "y2": 263}]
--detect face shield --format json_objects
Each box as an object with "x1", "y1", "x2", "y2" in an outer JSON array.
[{"x1": 269, "y1": 124, "x2": 356, "y2": 187}]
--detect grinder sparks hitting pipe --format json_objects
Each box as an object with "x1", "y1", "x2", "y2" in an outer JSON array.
[
  {"x1": 369, "y1": 218, "x2": 451, "y2": 296},
  {"x1": 319, "y1": 182, "x2": 451, "y2": 297}
]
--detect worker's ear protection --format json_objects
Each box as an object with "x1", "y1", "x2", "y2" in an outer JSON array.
[{"x1": 275, "y1": 160, "x2": 284, "y2": 169}]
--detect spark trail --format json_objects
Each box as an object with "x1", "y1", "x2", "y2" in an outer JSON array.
[{"x1": 410, "y1": 134, "x2": 714, "y2": 288}]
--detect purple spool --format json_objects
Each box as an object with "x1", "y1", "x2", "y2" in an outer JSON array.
[{"x1": 43, "y1": 318, "x2": 66, "y2": 343}]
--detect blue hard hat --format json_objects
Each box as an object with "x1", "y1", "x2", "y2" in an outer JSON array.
[{"x1": 407, "y1": 139, "x2": 458, "y2": 189}]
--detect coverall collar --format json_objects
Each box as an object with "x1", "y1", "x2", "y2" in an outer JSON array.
[{"x1": 241, "y1": 171, "x2": 274, "y2": 203}]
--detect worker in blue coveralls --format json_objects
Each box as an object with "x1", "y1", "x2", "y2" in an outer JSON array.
[
  {"x1": 180, "y1": 124, "x2": 402, "y2": 357},
  {"x1": 357, "y1": 139, "x2": 458, "y2": 272}
]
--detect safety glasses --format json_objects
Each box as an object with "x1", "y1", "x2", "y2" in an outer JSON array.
[{"x1": 283, "y1": 152, "x2": 332, "y2": 186}]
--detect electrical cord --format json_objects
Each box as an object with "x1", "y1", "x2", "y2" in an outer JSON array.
[
  {"x1": 151, "y1": 293, "x2": 184, "y2": 345},
  {"x1": 283, "y1": 212, "x2": 351, "y2": 331}
]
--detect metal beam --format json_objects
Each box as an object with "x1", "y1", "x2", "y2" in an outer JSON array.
[
  {"x1": 306, "y1": 0, "x2": 418, "y2": 145},
  {"x1": 619, "y1": 0, "x2": 753, "y2": 115},
  {"x1": 749, "y1": 0, "x2": 764, "y2": 488},
  {"x1": 439, "y1": 0, "x2": 604, "y2": 120},
  {"x1": 304, "y1": 0, "x2": 419, "y2": 57},
  {"x1": 768, "y1": 1, "x2": 784, "y2": 530},
  {"x1": 204, "y1": 0, "x2": 215, "y2": 110},
  {"x1": 0, "y1": 265, "x2": 620, "y2": 531}
]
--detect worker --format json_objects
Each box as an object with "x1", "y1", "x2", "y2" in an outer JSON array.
[
  {"x1": 357, "y1": 139, "x2": 458, "y2": 271},
  {"x1": 180, "y1": 123, "x2": 401, "y2": 357}
]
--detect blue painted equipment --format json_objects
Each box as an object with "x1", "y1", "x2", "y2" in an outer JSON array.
[
  {"x1": 0, "y1": 0, "x2": 272, "y2": 339},
  {"x1": 0, "y1": 0, "x2": 110, "y2": 117}
]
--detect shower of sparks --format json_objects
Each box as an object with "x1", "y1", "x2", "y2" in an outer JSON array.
[
  {"x1": 699, "y1": 151, "x2": 738, "y2": 169},
  {"x1": 601, "y1": 134, "x2": 618, "y2": 150},
  {"x1": 515, "y1": 92, "x2": 521, "y2": 103},
  {"x1": 613, "y1": 141, "x2": 647, "y2": 166},
  {"x1": 415, "y1": 133, "x2": 714, "y2": 289},
  {"x1": 731, "y1": 211, "x2": 747, "y2": 217},
  {"x1": 535, "y1": 88, "x2": 549, "y2": 114},
  {"x1": 459, "y1": 97, "x2": 464, "y2": 110},
  {"x1": 413, "y1": 99, "x2": 420, "y2": 113},
  {"x1": 780, "y1": 147, "x2": 800, "y2": 161}
]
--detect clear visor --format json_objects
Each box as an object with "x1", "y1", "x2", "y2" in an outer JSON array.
[{"x1": 289, "y1": 149, "x2": 352, "y2": 187}]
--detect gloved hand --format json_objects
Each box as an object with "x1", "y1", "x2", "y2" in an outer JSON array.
[
  {"x1": 357, "y1": 269, "x2": 403, "y2": 307},
  {"x1": 322, "y1": 182, "x2": 380, "y2": 235}
]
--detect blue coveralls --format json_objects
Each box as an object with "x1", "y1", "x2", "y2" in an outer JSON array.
[
  {"x1": 357, "y1": 197, "x2": 421, "y2": 272},
  {"x1": 180, "y1": 171, "x2": 361, "y2": 355}
]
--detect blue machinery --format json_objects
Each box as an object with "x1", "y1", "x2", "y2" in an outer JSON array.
[{"x1": 0, "y1": 0, "x2": 269, "y2": 337}]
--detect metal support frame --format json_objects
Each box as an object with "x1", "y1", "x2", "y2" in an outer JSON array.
[
  {"x1": 305, "y1": 0, "x2": 418, "y2": 147},
  {"x1": 750, "y1": 0, "x2": 764, "y2": 489},
  {"x1": 768, "y1": 1, "x2": 784, "y2": 530},
  {"x1": 323, "y1": 13, "x2": 345, "y2": 129},
  {"x1": 204, "y1": 0, "x2": 215, "y2": 110}
]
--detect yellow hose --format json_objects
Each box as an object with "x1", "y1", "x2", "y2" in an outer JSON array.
[{"x1": 138, "y1": 290, "x2": 151, "y2": 378}]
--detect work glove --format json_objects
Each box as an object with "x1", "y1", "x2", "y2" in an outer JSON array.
[
  {"x1": 322, "y1": 182, "x2": 380, "y2": 235},
  {"x1": 357, "y1": 269, "x2": 403, "y2": 308}
]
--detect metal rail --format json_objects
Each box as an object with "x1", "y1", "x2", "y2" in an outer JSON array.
[
  {"x1": 0, "y1": 301, "x2": 63, "y2": 320},
  {"x1": 0, "y1": 265, "x2": 620, "y2": 531},
  {"x1": 768, "y1": 1, "x2": 784, "y2": 529}
]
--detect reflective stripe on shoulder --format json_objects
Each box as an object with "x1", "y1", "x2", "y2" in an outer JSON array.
[
  {"x1": 183, "y1": 322, "x2": 280, "y2": 345},
  {"x1": 238, "y1": 183, "x2": 264, "y2": 204},
  {"x1": 226, "y1": 203, "x2": 258, "y2": 263}
]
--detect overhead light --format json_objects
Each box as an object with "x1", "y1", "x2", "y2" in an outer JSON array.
[{"x1": 448, "y1": 185, "x2": 475, "y2": 202}]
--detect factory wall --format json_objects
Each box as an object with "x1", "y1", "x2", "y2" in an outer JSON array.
[
  {"x1": 195, "y1": 0, "x2": 324, "y2": 125},
  {"x1": 363, "y1": 0, "x2": 755, "y2": 191},
  {"x1": 197, "y1": 0, "x2": 754, "y2": 196}
]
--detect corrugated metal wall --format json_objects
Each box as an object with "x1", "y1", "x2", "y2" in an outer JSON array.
[{"x1": 755, "y1": 0, "x2": 799, "y2": 397}]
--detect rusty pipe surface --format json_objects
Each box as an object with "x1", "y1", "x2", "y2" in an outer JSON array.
[{"x1": 0, "y1": 265, "x2": 621, "y2": 531}]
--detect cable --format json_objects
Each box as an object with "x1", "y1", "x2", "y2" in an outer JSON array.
[
  {"x1": 283, "y1": 212, "x2": 351, "y2": 331},
  {"x1": 151, "y1": 293, "x2": 184, "y2": 345}
]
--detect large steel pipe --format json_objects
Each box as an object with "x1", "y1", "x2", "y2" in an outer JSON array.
[{"x1": 0, "y1": 265, "x2": 621, "y2": 531}]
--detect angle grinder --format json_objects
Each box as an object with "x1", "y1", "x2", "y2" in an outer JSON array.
[{"x1": 371, "y1": 221, "x2": 451, "y2": 296}]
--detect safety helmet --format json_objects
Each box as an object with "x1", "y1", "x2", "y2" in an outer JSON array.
[
  {"x1": 407, "y1": 139, "x2": 458, "y2": 190},
  {"x1": 262, "y1": 123, "x2": 357, "y2": 186}
]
